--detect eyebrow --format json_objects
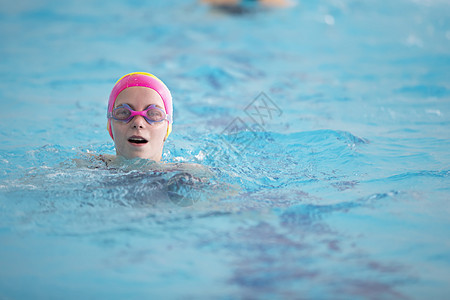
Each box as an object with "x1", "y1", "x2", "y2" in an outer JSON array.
[{"x1": 116, "y1": 103, "x2": 164, "y2": 110}]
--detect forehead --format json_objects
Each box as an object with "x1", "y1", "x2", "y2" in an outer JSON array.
[{"x1": 115, "y1": 86, "x2": 164, "y2": 109}]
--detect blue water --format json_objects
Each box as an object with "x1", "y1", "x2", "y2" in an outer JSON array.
[{"x1": 1, "y1": 0, "x2": 449, "y2": 299}]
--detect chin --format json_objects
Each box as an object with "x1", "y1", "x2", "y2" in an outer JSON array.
[{"x1": 116, "y1": 143, "x2": 163, "y2": 161}]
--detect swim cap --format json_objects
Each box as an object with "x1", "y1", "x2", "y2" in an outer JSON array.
[{"x1": 107, "y1": 72, "x2": 173, "y2": 140}]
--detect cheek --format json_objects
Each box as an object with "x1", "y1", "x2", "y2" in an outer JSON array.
[
  {"x1": 111, "y1": 122, "x2": 127, "y2": 140},
  {"x1": 150, "y1": 124, "x2": 168, "y2": 141}
]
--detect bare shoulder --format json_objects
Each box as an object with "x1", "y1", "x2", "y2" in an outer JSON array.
[
  {"x1": 73, "y1": 153, "x2": 113, "y2": 168},
  {"x1": 73, "y1": 153, "x2": 213, "y2": 179},
  {"x1": 161, "y1": 162, "x2": 214, "y2": 179}
]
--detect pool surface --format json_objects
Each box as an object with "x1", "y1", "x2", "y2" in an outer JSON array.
[{"x1": 0, "y1": 0, "x2": 449, "y2": 299}]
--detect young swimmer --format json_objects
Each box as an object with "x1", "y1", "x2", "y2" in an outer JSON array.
[
  {"x1": 73, "y1": 72, "x2": 237, "y2": 206},
  {"x1": 106, "y1": 72, "x2": 172, "y2": 162},
  {"x1": 82, "y1": 72, "x2": 212, "y2": 179}
]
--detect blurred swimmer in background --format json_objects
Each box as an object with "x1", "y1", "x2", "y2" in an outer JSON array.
[{"x1": 202, "y1": 0, "x2": 295, "y2": 13}]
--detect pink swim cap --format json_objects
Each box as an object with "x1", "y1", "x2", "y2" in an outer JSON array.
[{"x1": 107, "y1": 72, "x2": 173, "y2": 140}]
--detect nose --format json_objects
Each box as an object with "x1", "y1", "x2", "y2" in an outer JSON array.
[{"x1": 130, "y1": 115, "x2": 147, "y2": 129}]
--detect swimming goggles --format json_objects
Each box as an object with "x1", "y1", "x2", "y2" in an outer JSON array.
[{"x1": 108, "y1": 104, "x2": 172, "y2": 124}]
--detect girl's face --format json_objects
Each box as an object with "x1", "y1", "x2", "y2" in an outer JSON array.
[{"x1": 111, "y1": 86, "x2": 168, "y2": 161}]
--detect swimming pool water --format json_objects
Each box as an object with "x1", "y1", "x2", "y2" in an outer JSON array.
[{"x1": 0, "y1": 0, "x2": 449, "y2": 299}]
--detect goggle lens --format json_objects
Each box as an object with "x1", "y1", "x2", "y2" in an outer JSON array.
[
  {"x1": 146, "y1": 109, "x2": 165, "y2": 122},
  {"x1": 112, "y1": 107, "x2": 132, "y2": 120}
]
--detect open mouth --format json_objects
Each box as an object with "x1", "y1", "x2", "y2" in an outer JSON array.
[{"x1": 128, "y1": 136, "x2": 148, "y2": 144}]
